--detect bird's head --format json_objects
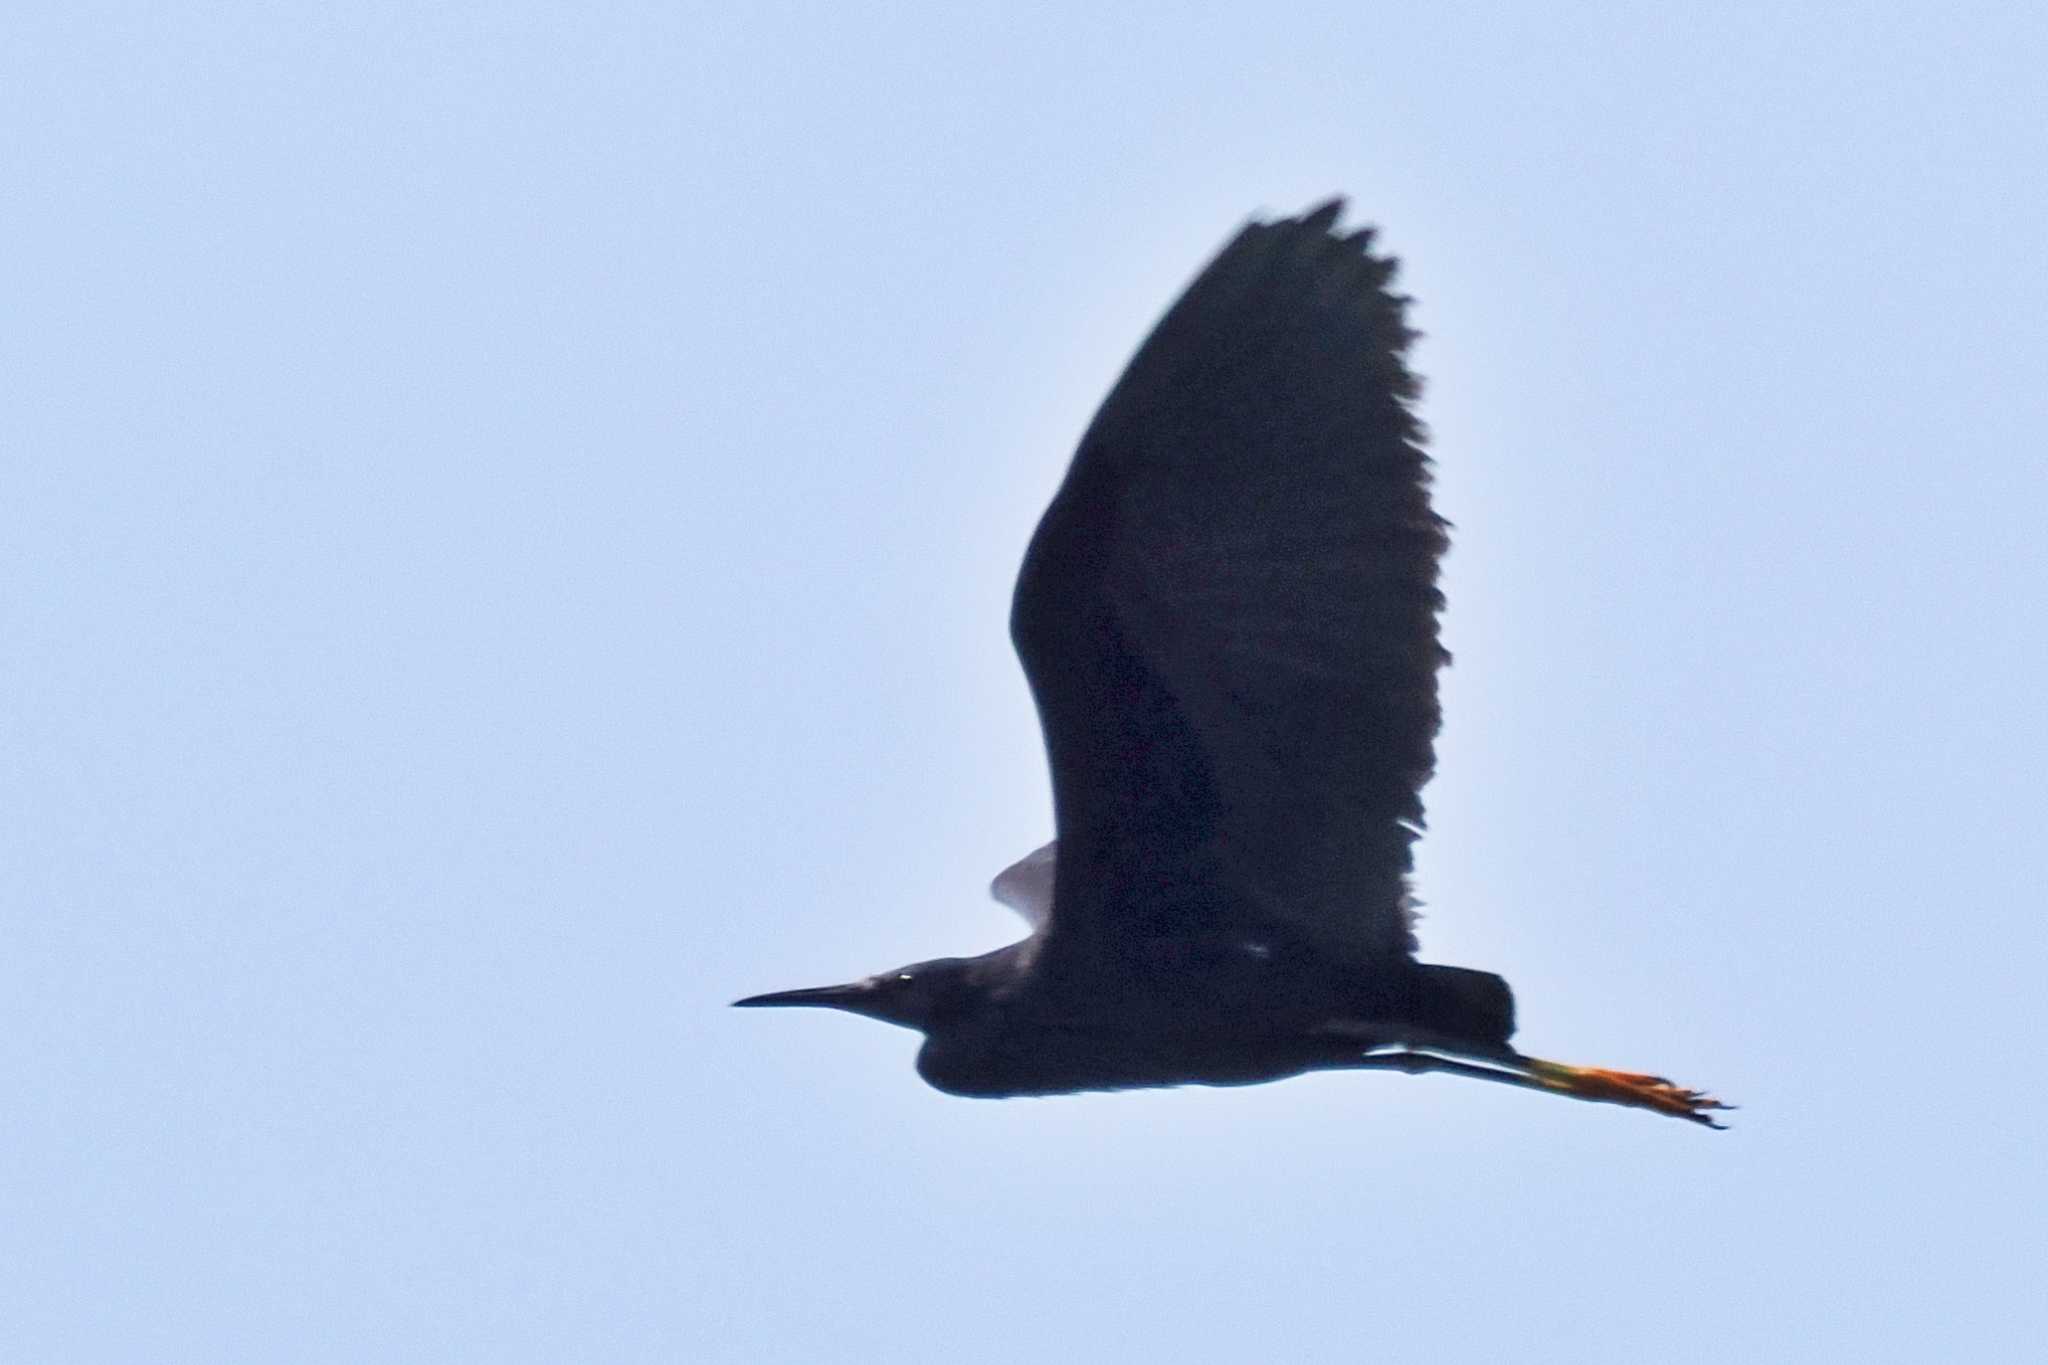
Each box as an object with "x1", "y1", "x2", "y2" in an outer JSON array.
[{"x1": 733, "y1": 958, "x2": 975, "y2": 1032}]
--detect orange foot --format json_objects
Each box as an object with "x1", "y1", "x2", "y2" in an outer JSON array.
[{"x1": 1527, "y1": 1059, "x2": 1733, "y2": 1128}]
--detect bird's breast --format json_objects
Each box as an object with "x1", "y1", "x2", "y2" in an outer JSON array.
[{"x1": 912, "y1": 948, "x2": 1357, "y2": 1097}]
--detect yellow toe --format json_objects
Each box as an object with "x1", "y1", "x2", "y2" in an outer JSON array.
[{"x1": 1527, "y1": 1058, "x2": 1732, "y2": 1128}]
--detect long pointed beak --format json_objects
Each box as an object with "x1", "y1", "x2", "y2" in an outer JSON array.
[{"x1": 732, "y1": 982, "x2": 871, "y2": 1010}]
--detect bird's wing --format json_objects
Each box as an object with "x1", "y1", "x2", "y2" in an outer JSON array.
[
  {"x1": 1010, "y1": 201, "x2": 1444, "y2": 972},
  {"x1": 989, "y1": 840, "x2": 1057, "y2": 929}
]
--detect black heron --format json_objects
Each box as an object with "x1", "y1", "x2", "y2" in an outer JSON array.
[{"x1": 739, "y1": 200, "x2": 1728, "y2": 1128}]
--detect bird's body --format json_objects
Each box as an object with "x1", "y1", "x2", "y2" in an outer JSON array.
[
  {"x1": 740, "y1": 201, "x2": 1727, "y2": 1127},
  {"x1": 911, "y1": 939, "x2": 1500, "y2": 1099}
]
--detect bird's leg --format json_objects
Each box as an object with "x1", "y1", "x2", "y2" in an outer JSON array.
[
  {"x1": 1334, "y1": 1043, "x2": 1731, "y2": 1128},
  {"x1": 1514, "y1": 1056, "x2": 1732, "y2": 1128}
]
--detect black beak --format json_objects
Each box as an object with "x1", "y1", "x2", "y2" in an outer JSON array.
[{"x1": 732, "y1": 982, "x2": 872, "y2": 1011}]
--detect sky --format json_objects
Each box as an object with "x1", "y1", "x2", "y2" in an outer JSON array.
[{"x1": 6, "y1": 4, "x2": 2047, "y2": 1361}]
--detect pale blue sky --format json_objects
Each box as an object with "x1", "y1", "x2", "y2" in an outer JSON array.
[{"x1": 7, "y1": 4, "x2": 2047, "y2": 1361}]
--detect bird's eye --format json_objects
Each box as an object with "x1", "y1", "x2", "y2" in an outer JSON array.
[{"x1": 896, "y1": 972, "x2": 914, "y2": 983}]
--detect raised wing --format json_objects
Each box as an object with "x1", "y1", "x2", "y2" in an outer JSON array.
[
  {"x1": 989, "y1": 840, "x2": 1057, "y2": 930},
  {"x1": 1010, "y1": 200, "x2": 1445, "y2": 972}
]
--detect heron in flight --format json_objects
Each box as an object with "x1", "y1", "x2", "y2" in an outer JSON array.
[{"x1": 739, "y1": 201, "x2": 1728, "y2": 1127}]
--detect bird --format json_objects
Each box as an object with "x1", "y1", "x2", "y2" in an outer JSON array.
[{"x1": 737, "y1": 200, "x2": 1729, "y2": 1128}]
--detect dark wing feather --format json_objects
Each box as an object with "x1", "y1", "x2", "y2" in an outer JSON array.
[{"x1": 1010, "y1": 201, "x2": 1445, "y2": 972}]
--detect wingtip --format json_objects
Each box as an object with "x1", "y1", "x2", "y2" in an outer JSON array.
[
  {"x1": 1286, "y1": 198, "x2": 1397, "y2": 282},
  {"x1": 1300, "y1": 197, "x2": 1347, "y2": 234}
]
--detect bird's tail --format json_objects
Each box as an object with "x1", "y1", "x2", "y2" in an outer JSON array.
[{"x1": 1409, "y1": 963, "x2": 1517, "y2": 1047}]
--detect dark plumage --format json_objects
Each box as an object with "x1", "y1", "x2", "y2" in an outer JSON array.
[{"x1": 739, "y1": 201, "x2": 1727, "y2": 1127}]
